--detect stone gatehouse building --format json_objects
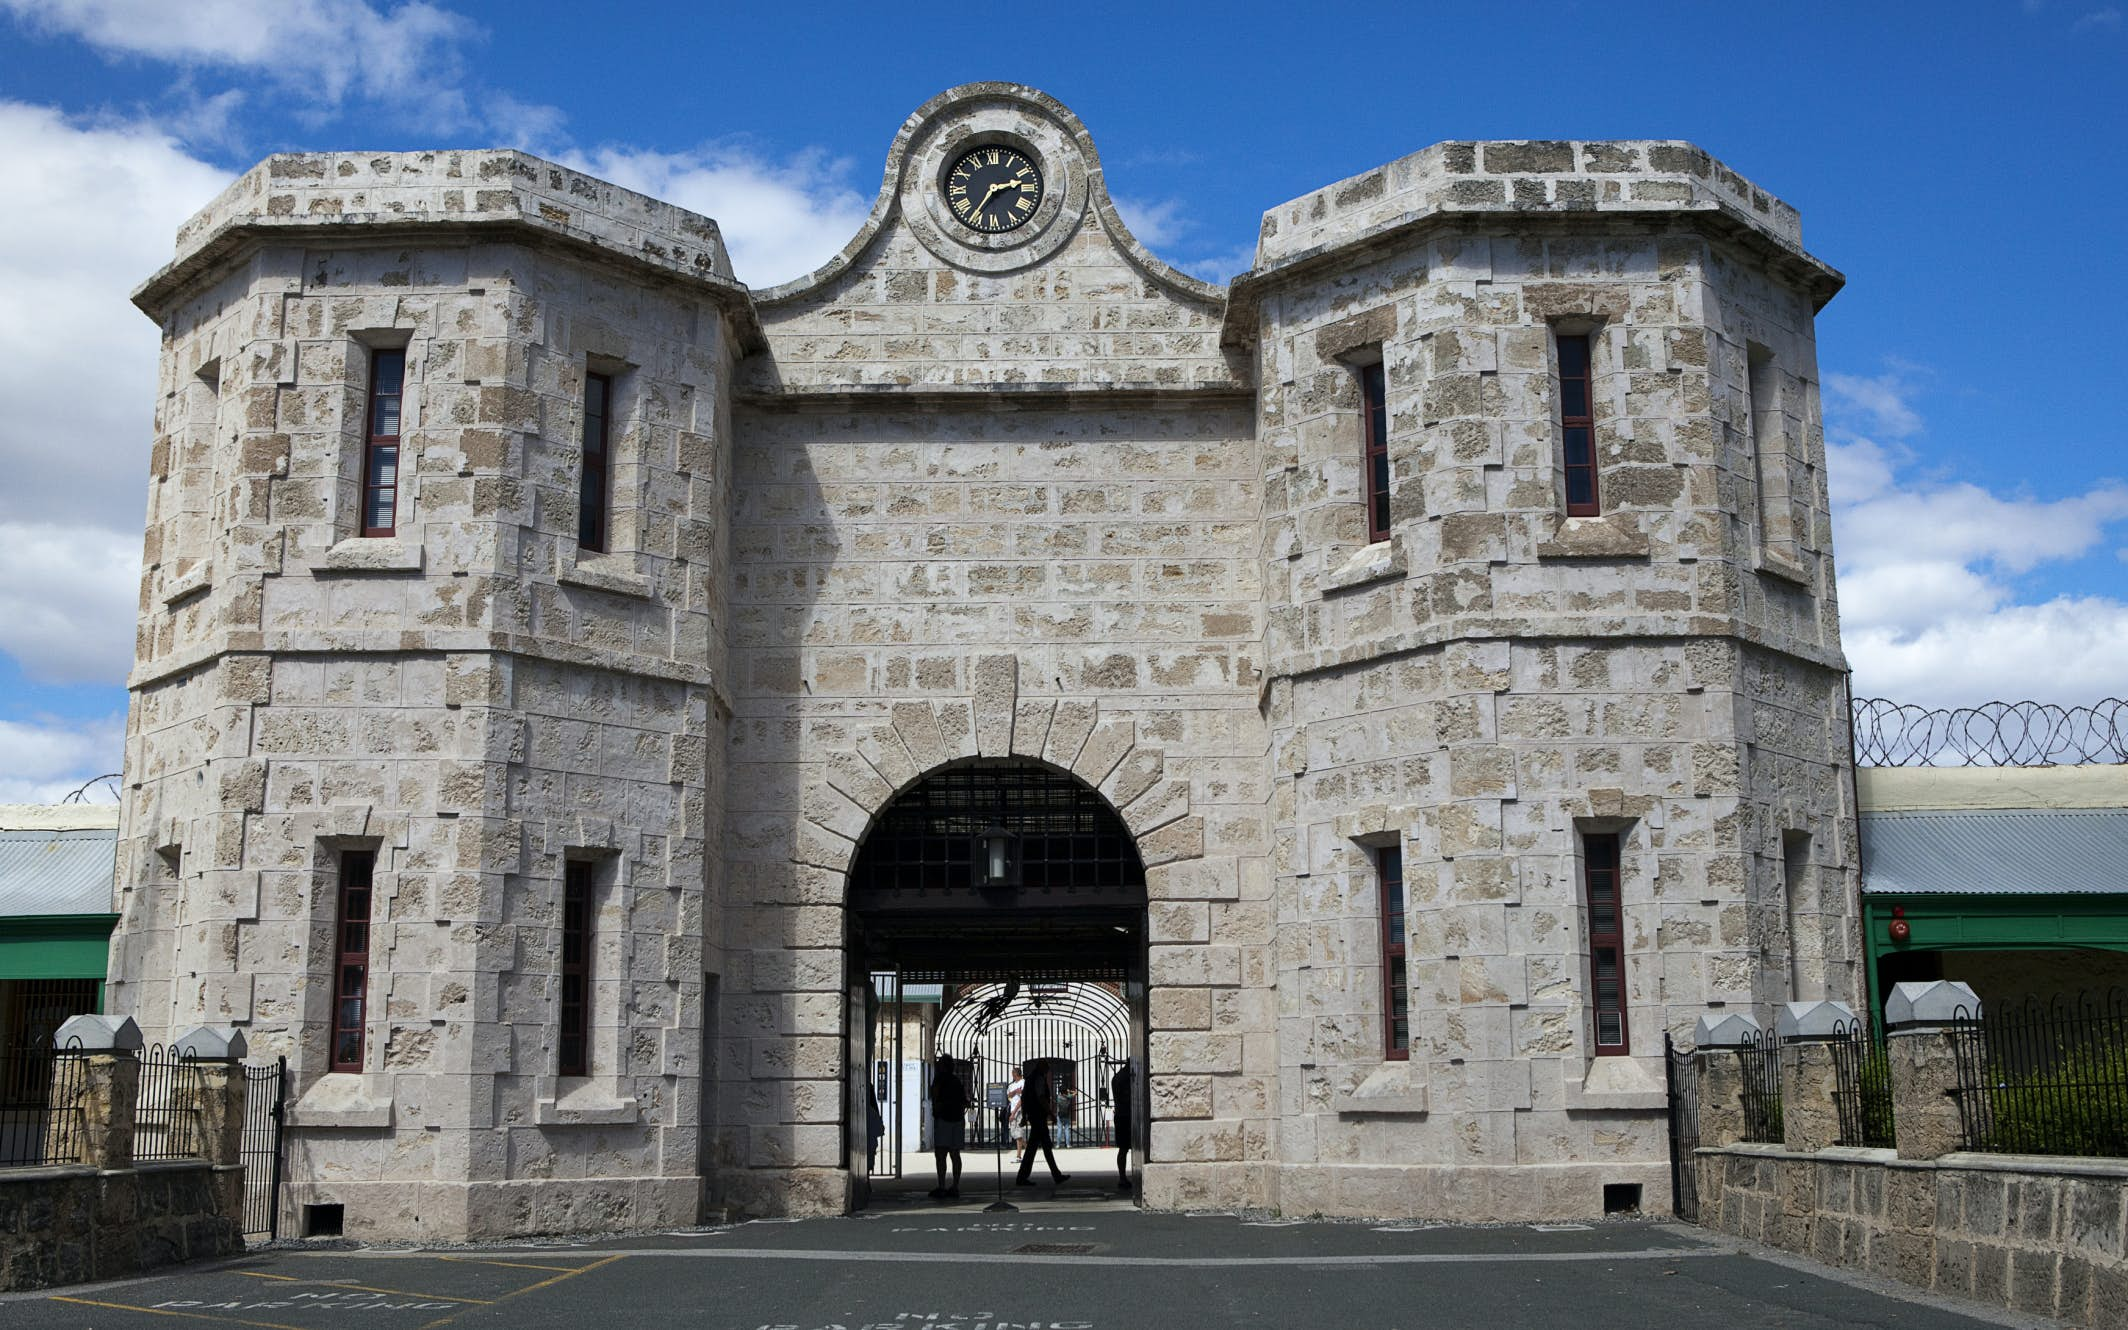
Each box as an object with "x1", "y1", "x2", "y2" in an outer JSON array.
[{"x1": 108, "y1": 83, "x2": 1860, "y2": 1240}]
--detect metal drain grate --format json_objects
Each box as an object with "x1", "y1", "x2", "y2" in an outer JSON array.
[{"x1": 1011, "y1": 1242, "x2": 1096, "y2": 1255}]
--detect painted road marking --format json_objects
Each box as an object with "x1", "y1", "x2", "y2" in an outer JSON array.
[
  {"x1": 235, "y1": 1271, "x2": 492, "y2": 1304},
  {"x1": 751, "y1": 1318, "x2": 1095, "y2": 1330},
  {"x1": 416, "y1": 1252, "x2": 627, "y2": 1330},
  {"x1": 51, "y1": 1298, "x2": 307, "y2": 1330},
  {"x1": 432, "y1": 1254, "x2": 588, "y2": 1273},
  {"x1": 318, "y1": 1244, "x2": 1733, "y2": 1269}
]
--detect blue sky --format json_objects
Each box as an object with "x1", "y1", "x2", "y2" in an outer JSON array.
[{"x1": 0, "y1": 0, "x2": 2122, "y2": 799}]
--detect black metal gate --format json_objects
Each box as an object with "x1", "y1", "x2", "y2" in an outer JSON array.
[
  {"x1": 1664, "y1": 1031, "x2": 1699, "y2": 1222},
  {"x1": 240, "y1": 1058, "x2": 286, "y2": 1240}
]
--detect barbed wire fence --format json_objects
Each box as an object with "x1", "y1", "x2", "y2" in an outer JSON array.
[{"x1": 1851, "y1": 698, "x2": 2128, "y2": 768}]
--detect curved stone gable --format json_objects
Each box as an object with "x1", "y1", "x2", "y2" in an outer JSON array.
[{"x1": 743, "y1": 83, "x2": 1246, "y2": 395}]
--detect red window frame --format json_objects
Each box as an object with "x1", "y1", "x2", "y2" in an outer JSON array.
[
  {"x1": 331, "y1": 851, "x2": 375, "y2": 1072},
  {"x1": 1582, "y1": 832, "x2": 1629, "y2": 1054},
  {"x1": 1360, "y1": 360, "x2": 1391, "y2": 543},
  {"x1": 360, "y1": 349, "x2": 406, "y2": 536},
  {"x1": 1377, "y1": 844, "x2": 1409, "y2": 1059},
  {"x1": 1558, "y1": 333, "x2": 1600, "y2": 517},
  {"x1": 577, "y1": 372, "x2": 611, "y2": 554},
  {"x1": 559, "y1": 860, "x2": 592, "y2": 1077}
]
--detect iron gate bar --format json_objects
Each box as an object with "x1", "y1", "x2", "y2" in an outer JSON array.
[
  {"x1": 1664, "y1": 1031, "x2": 1699, "y2": 1222},
  {"x1": 239, "y1": 1057, "x2": 286, "y2": 1239}
]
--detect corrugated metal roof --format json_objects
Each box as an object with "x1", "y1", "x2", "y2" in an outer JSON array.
[
  {"x1": 1861, "y1": 808, "x2": 2128, "y2": 896},
  {"x1": 0, "y1": 826, "x2": 118, "y2": 916}
]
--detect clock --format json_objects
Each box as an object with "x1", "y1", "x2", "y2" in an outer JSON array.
[{"x1": 943, "y1": 145, "x2": 1044, "y2": 234}]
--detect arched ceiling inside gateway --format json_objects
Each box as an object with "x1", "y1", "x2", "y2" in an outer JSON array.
[
  {"x1": 848, "y1": 761, "x2": 1148, "y2": 978},
  {"x1": 934, "y1": 981, "x2": 1131, "y2": 1064}
]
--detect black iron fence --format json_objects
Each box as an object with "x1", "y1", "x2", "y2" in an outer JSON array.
[
  {"x1": 1951, "y1": 990, "x2": 2128, "y2": 1158},
  {"x1": 241, "y1": 1058, "x2": 287, "y2": 1238},
  {"x1": 1664, "y1": 1032, "x2": 1700, "y2": 1221},
  {"x1": 1830, "y1": 1017, "x2": 1896, "y2": 1149},
  {"x1": 0, "y1": 1039, "x2": 88, "y2": 1167},
  {"x1": 132, "y1": 1045, "x2": 205, "y2": 1162},
  {"x1": 1738, "y1": 1032, "x2": 1784, "y2": 1144}
]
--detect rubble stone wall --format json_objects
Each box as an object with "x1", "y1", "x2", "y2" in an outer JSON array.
[{"x1": 1699, "y1": 1145, "x2": 2128, "y2": 1325}]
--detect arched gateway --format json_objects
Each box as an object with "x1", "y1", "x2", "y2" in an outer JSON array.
[{"x1": 844, "y1": 760, "x2": 1149, "y2": 1203}]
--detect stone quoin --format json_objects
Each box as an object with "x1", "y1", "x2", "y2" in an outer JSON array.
[{"x1": 109, "y1": 83, "x2": 1862, "y2": 1240}]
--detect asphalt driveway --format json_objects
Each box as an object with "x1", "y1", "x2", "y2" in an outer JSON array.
[{"x1": 0, "y1": 1198, "x2": 2060, "y2": 1330}]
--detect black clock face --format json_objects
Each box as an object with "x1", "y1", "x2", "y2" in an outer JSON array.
[{"x1": 945, "y1": 145, "x2": 1043, "y2": 234}]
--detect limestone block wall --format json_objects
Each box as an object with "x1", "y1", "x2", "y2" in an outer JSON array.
[
  {"x1": 1243, "y1": 150, "x2": 1856, "y2": 1217},
  {"x1": 115, "y1": 156, "x2": 746, "y2": 1240},
  {"x1": 718, "y1": 398, "x2": 1275, "y2": 1213}
]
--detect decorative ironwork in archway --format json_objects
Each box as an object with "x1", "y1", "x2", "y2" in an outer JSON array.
[
  {"x1": 848, "y1": 761, "x2": 1146, "y2": 914},
  {"x1": 937, "y1": 981, "x2": 1133, "y2": 1150}
]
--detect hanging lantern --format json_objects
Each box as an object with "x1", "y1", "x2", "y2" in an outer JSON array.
[{"x1": 974, "y1": 823, "x2": 1020, "y2": 888}]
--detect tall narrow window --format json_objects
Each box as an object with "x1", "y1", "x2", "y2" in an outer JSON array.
[
  {"x1": 1377, "y1": 844, "x2": 1409, "y2": 1059},
  {"x1": 1558, "y1": 333, "x2": 1600, "y2": 516},
  {"x1": 1582, "y1": 832, "x2": 1629, "y2": 1054},
  {"x1": 559, "y1": 860, "x2": 592, "y2": 1077},
  {"x1": 578, "y1": 372, "x2": 611, "y2": 553},
  {"x1": 1747, "y1": 343, "x2": 1797, "y2": 561},
  {"x1": 361, "y1": 349, "x2": 405, "y2": 536},
  {"x1": 1360, "y1": 360, "x2": 1391, "y2": 543},
  {"x1": 1782, "y1": 830, "x2": 1812, "y2": 1000},
  {"x1": 331, "y1": 851, "x2": 375, "y2": 1072}
]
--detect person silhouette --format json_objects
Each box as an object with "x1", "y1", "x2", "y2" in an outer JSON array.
[
  {"x1": 1111, "y1": 1060, "x2": 1134, "y2": 1193},
  {"x1": 866, "y1": 1078, "x2": 884, "y2": 1174},
  {"x1": 928, "y1": 1057, "x2": 968, "y2": 1199},
  {"x1": 1014, "y1": 1068, "x2": 1070, "y2": 1187},
  {"x1": 1007, "y1": 1065, "x2": 1026, "y2": 1161}
]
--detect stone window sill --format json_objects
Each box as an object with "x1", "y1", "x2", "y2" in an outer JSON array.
[
  {"x1": 558, "y1": 556, "x2": 653, "y2": 600},
  {"x1": 1755, "y1": 547, "x2": 1812, "y2": 587},
  {"x1": 535, "y1": 1082, "x2": 641, "y2": 1125},
  {"x1": 312, "y1": 537, "x2": 423, "y2": 574},
  {"x1": 1333, "y1": 1060, "x2": 1428, "y2": 1116},
  {"x1": 159, "y1": 565, "x2": 212, "y2": 607},
  {"x1": 1563, "y1": 1054, "x2": 1667, "y2": 1111},
  {"x1": 1536, "y1": 514, "x2": 1649, "y2": 561},
  {"x1": 285, "y1": 1073, "x2": 395, "y2": 1128},
  {"x1": 1321, "y1": 539, "x2": 1405, "y2": 596}
]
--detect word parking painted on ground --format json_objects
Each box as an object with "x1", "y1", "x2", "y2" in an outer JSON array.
[
  {"x1": 890, "y1": 1223, "x2": 1096, "y2": 1233},
  {"x1": 155, "y1": 1291, "x2": 458, "y2": 1313},
  {"x1": 754, "y1": 1316, "x2": 1093, "y2": 1330}
]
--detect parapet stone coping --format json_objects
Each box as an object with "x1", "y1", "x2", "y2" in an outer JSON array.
[{"x1": 1700, "y1": 1141, "x2": 2128, "y2": 1181}]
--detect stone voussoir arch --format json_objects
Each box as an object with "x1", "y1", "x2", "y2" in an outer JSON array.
[{"x1": 795, "y1": 655, "x2": 1204, "y2": 881}]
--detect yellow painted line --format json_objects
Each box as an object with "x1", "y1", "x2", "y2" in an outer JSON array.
[
  {"x1": 418, "y1": 1252, "x2": 627, "y2": 1330},
  {"x1": 433, "y1": 1254, "x2": 586, "y2": 1273},
  {"x1": 233, "y1": 1270, "x2": 492, "y2": 1305},
  {"x1": 49, "y1": 1296, "x2": 306, "y2": 1330}
]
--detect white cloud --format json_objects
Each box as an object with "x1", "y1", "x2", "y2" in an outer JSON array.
[
  {"x1": 0, "y1": 713, "x2": 127, "y2": 804},
  {"x1": 560, "y1": 143, "x2": 872, "y2": 288},
  {"x1": 1826, "y1": 371, "x2": 2128, "y2": 709},
  {"x1": 2073, "y1": 6, "x2": 2123, "y2": 31},
  {"x1": 1845, "y1": 599, "x2": 2128, "y2": 711},
  {"x1": 0, "y1": 0, "x2": 475, "y2": 110},
  {"x1": 1180, "y1": 245, "x2": 1258, "y2": 284},
  {"x1": 1825, "y1": 369, "x2": 1924, "y2": 441},
  {"x1": 1112, "y1": 195, "x2": 1189, "y2": 249},
  {"x1": 0, "y1": 521, "x2": 141, "y2": 685},
  {"x1": 0, "y1": 103, "x2": 229, "y2": 536}
]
